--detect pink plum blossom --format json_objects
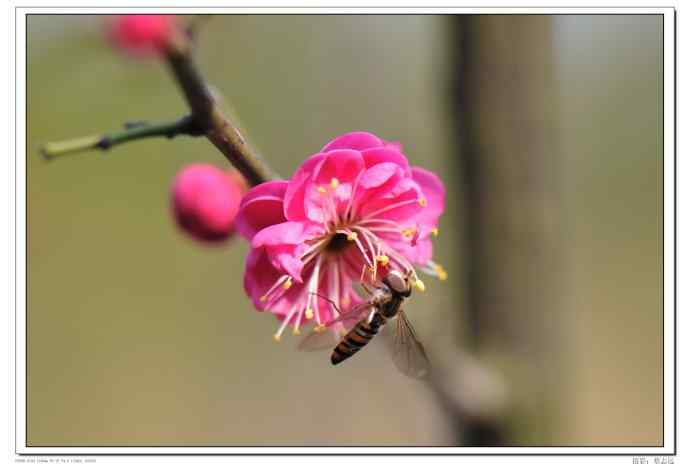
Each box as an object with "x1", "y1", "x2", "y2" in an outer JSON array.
[
  {"x1": 172, "y1": 164, "x2": 247, "y2": 243},
  {"x1": 107, "y1": 15, "x2": 175, "y2": 57},
  {"x1": 235, "y1": 132, "x2": 446, "y2": 341}
]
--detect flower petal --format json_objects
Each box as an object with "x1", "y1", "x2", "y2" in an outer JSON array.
[
  {"x1": 390, "y1": 237, "x2": 433, "y2": 265},
  {"x1": 243, "y1": 248, "x2": 303, "y2": 314},
  {"x1": 359, "y1": 177, "x2": 424, "y2": 222},
  {"x1": 284, "y1": 153, "x2": 325, "y2": 222},
  {"x1": 235, "y1": 180, "x2": 288, "y2": 241},
  {"x1": 361, "y1": 146, "x2": 410, "y2": 172},
  {"x1": 411, "y1": 167, "x2": 446, "y2": 235},
  {"x1": 320, "y1": 131, "x2": 385, "y2": 152},
  {"x1": 412, "y1": 167, "x2": 445, "y2": 220},
  {"x1": 251, "y1": 221, "x2": 312, "y2": 249}
]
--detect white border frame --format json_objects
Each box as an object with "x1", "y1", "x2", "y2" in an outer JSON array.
[{"x1": 13, "y1": 6, "x2": 676, "y2": 456}]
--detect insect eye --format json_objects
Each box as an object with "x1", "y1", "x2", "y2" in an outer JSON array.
[{"x1": 386, "y1": 271, "x2": 408, "y2": 294}]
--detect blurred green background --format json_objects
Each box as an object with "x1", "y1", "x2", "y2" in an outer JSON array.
[{"x1": 27, "y1": 14, "x2": 662, "y2": 446}]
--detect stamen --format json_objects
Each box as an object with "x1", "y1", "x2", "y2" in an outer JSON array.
[
  {"x1": 283, "y1": 278, "x2": 293, "y2": 290},
  {"x1": 330, "y1": 178, "x2": 339, "y2": 190},
  {"x1": 317, "y1": 186, "x2": 327, "y2": 194},
  {"x1": 347, "y1": 232, "x2": 358, "y2": 241},
  {"x1": 344, "y1": 172, "x2": 364, "y2": 222},
  {"x1": 259, "y1": 274, "x2": 292, "y2": 304},
  {"x1": 292, "y1": 327, "x2": 301, "y2": 336},
  {"x1": 305, "y1": 308, "x2": 314, "y2": 320},
  {"x1": 413, "y1": 279, "x2": 426, "y2": 292},
  {"x1": 422, "y1": 261, "x2": 448, "y2": 282},
  {"x1": 273, "y1": 304, "x2": 299, "y2": 342},
  {"x1": 401, "y1": 226, "x2": 417, "y2": 240},
  {"x1": 435, "y1": 264, "x2": 448, "y2": 281},
  {"x1": 418, "y1": 197, "x2": 427, "y2": 207},
  {"x1": 431, "y1": 227, "x2": 439, "y2": 237},
  {"x1": 314, "y1": 324, "x2": 327, "y2": 333},
  {"x1": 376, "y1": 255, "x2": 390, "y2": 266}
]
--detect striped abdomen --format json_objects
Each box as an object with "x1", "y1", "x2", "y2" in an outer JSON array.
[{"x1": 331, "y1": 313, "x2": 387, "y2": 365}]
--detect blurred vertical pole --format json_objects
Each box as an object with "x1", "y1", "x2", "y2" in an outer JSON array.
[{"x1": 450, "y1": 15, "x2": 565, "y2": 444}]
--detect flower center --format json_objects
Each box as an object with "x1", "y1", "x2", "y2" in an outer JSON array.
[{"x1": 324, "y1": 232, "x2": 350, "y2": 253}]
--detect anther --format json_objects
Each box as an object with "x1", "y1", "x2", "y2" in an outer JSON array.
[
  {"x1": 376, "y1": 255, "x2": 390, "y2": 266},
  {"x1": 292, "y1": 327, "x2": 301, "y2": 336},
  {"x1": 413, "y1": 279, "x2": 426, "y2": 292},
  {"x1": 431, "y1": 227, "x2": 439, "y2": 237},
  {"x1": 314, "y1": 324, "x2": 326, "y2": 333},
  {"x1": 317, "y1": 186, "x2": 327, "y2": 194},
  {"x1": 260, "y1": 295, "x2": 268, "y2": 302},
  {"x1": 401, "y1": 227, "x2": 417, "y2": 240},
  {"x1": 330, "y1": 178, "x2": 339, "y2": 189},
  {"x1": 418, "y1": 197, "x2": 427, "y2": 207},
  {"x1": 347, "y1": 232, "x2": 358, "y2": 241},
  {"x1": 435, "y1": 264, "x2": 448, "y2": 281},
  {"x1": 305, "y1": 308, "x2": 314, "y2": 320},
  {"x1": 272, "y1": 333, "x2": 281, "y2": 342},
  {"x1": 283, "y1": 278, "x2": 293, "y2": 290}
]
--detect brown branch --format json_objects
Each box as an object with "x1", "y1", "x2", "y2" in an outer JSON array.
[{"x1": 164, "y1": 34, "x2": 277, "y2": 187}]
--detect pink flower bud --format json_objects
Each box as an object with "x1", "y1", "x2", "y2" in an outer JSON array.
[
  {"x1": 107, "y1": 15, "x2": 175, "y2": 57},
  {"x1": 171, "y1": 164, "x2": 247, "y2": 244}
]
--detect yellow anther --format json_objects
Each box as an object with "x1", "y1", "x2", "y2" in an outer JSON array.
[
  {"x1": 292, "y1": 327, "x2": 301, "y2": 336},
  {"x1": 283, "y1": 278, "x2": 293, "y2": 290},
  {"x1": 272, "y1": 333, "x2": 281, "y2": 342},
  {"x1": 413, "y1": 279, "x2": 426, "y2": 292},
  {"x1": 418, "y1": 197, "x2": 427, "y2": 207},
  {"x1": 401, "y1": 226, "x2": 417, "y2": 240},
  {"x1": 347, "y1": 232, "x2": 358, "y2": 241},
  {"x1": 330, "y1": 178, "x2": 339, "y2": 189},
  {"x1": 435, "y1": 265, "x2": 448, "y2": 281},
  {"x1": 314, "y1": 324, "x2": 326, "y2": 333},
  {"x1": 431, "y1": 227, "x2": 439, "y2": 237},
  {"x1": 305, "y1": 308, "x2": 314, "y2": 320},
  {"x1": 340, "y1": 328, "x2": 348, "y2": 337},
  {"x1": 376, "y1": 255, "x2": 390, "y2": 266},
  {"x1": 342, "y1": 296, "x2": 351, "y2": 307},
  {"x1": 260, "y1": 295, "x2": 268, "y2": 303},
  {"x1": 317, "y1": 186, "x2": 327, "y2": 194}
]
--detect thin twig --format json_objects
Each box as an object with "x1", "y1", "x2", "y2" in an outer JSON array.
[{"x1": 41, "y1": 115, "x2": 204, "y2": 161}]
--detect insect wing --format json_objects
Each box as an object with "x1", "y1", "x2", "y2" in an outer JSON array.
[
  {"x1": 391, "y1": 310, "x2": 431, "y2": 379},
  {"x1": 297, "y1": 303, "x2": 372, "y2": 352}
]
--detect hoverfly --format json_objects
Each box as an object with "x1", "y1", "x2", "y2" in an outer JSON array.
[{"x1": 298, "y1": 269, "x2": 431, "y2": 379}]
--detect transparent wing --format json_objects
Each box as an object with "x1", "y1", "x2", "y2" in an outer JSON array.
[
  {"x1": 391, "y1": 310, "x2": 431, "y2": 379},
  {"x1": 297, "y1": 303, "x2": 373, "y2": 352}
]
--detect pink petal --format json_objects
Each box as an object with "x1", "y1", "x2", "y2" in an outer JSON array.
[
  {"x1": 361, "y1": 146, "x2": 410, "y2": 172},
  {"x1": 358, "y1": 162, "x2": 400, "y2": 190},
  {"x1": 384, "y1": 140, "x2": 403, "y2": 151},
  {"x1": 235, "y1": 180, "x2": 288, "y2": 241},
  {"x1": 320, "y1": 131, "x2": 385, "y2": 152},
  {"x1": 358, "y1": 178, "x2": 424, "y2": 222},
  {"x1": 244, "y1": 249, "x2": 303, "y2": 314},
  {"x1": 391, "y1": 237, "x2": 434, "y2": 265},
  {"x1": 251, "y1": 221, "x2": 310, "y2": 249},
  {"x1": 304, "y1": 149, "x2": 365, "y2": 223},
  {"x1": 411, "y1": 167, "x2": 446, "y2": 231},
  {"x1": 412, "y1": 167, "x2": 445, "y2": 220},
  {"x1": 284, "y1": 153, "x2": 325, "y2": 222}
]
